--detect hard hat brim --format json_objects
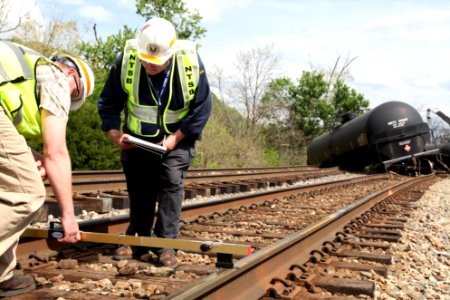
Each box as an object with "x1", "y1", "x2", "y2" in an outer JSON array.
[
  {"x1": 70, "y1": 98, "x2": 86, "y2": 111},
  {"x1": 65, "y1": 55, "x2": 94, "y2": 111},
  {"x1": 69, "y1": 65, "x2": 87, "y2": 111},
  {"x1": 69, "y1": 82, "x2": 86, "y2": 111},
  {"x1": 138, "y1": 51, "x2": 173, "y2": 66}
]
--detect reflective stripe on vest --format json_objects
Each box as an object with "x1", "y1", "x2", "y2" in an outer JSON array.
[
  {"x1": 121, "y1": 39, "x2": 200, "y2": 137},
  {"x1": 0, "y1": 41, "x2": 46, "y2": 139},
  {"x1": 0, "y1": 41, "x2": 33, "y2": 82}
]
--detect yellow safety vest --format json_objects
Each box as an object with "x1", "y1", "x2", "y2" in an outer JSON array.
[
  {"x1": 0, "y1": 41, "x2": 51, "y2": 139},
  {"x1": 121, "y1": 39, "x2": 200, "y2": 137}
]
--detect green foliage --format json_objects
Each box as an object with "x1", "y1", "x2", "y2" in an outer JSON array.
[
  {"x1": 135, "y1": 0, "x2": 206, "y2": 40},
  {"x1": 260, "y1": 122, "x2": 307, "y2": 166},
  {"x1": 259, "y1": 69, "x2": 369, "y2": 161},
  {"x1": 194, "y1": 97, "x2": 271, "y2": 168},
  {"x1": 66, "y1": 99, "x2": 121, "y2": 170},
  {"x1": 290, "y1": 71, "x2": 331, "y2": 138},
  {"x1": 331, "y1": 80, "x2": 369, "y2": 125},
  {"x1": 260, "y1": 77, "x2": 294, "y2": 126},
  {"x1": 78, "y1": 26, "x2": 137, "y2": 72},
  {"x1": 286, "y1": 71, "x2": 369, "y2": 140},
  {"x1": 259, "y1": 77, "x2": 308, "y2": 165},
  {"x1": 264, "y1": 148, "x2": 280, "y2": 166}
]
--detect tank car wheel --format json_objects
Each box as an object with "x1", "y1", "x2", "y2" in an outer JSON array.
[{"x1": 420, "y1": 159, "x2": 434, "y2": 174}]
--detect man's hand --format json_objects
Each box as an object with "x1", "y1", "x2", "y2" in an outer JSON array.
[
  {"x1": 108, "y1": 129, "x2": 134, "y2": 150},
  {"x1": 58, "y1": 215, "x2": 81, "y2": 244},
  {"x1": 163, "y1": 130, "x2": 185, "y2": 151},
  {"x1": 36, "y1": 160, "x2": 47, "y2": 180},
  {"x1": 31, "y1": 149, "x2": 47, "y2": 180}
]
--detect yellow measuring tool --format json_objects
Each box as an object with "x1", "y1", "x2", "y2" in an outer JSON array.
[{"x1": 22, "y1": 227, "x2": 251, "y2": 268}]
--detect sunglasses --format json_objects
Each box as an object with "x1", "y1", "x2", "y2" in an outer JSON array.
[{"x1": 72, "y1": 74, "x2": 81, "y2": 99}]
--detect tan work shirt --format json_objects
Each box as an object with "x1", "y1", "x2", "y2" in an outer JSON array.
[{"x1": 35, "y1": 64, "x2": 71, "y2": 122}]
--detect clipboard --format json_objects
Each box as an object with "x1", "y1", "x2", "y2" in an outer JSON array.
[{"x1": 123, "y1": 136, "x2": 167, "y2": 155}]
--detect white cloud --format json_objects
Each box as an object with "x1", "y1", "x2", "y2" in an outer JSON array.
[
  {"x1": 116, "y1": 0, "x2": 133, "y2": 6},
  {"x1": 363, "y1": 8, "x2": 450, "y2": 31},
  {"x1": 79, "y1": 5, "x2": 113, "y2": 21},
  {"x1": 18, "y1": 0, "x2": 450, "y2": 115},
  {"x1": 55, "y1": 0, "x2": 85, "y2": 5},
  {"x1": 263, "y1": 6, "x2": 450, "y2": 110}
]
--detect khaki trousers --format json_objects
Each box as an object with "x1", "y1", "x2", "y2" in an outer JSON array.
[{"x1": 0, "y1": 107, "x2": 45, "y2": 282}]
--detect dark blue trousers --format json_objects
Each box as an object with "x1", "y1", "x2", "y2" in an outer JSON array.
[{"x1": 121, "y1": 140, "x2": 195, "y2": 255}]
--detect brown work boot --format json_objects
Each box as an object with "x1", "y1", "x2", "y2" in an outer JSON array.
[
  {"x1": 158, "y1": 251, "x2": 178, "y2": 268},
  {"x1": 113, "y1": 245, "x2": 133, "y2": 260},
  {"x1": 0, "y1": 274, "x2": 36, "y2": 297}
]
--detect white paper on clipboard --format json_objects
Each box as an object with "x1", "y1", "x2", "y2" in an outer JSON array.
[{"x1": 124, "y1": 136, "x2": 167, "y2": 155}]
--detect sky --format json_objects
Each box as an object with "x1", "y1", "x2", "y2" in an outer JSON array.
[{"x1": 5, "y1": 0, "x2": 450, "y2": 120}]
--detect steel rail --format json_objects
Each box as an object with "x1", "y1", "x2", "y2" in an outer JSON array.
[
  {"x1": 19, "y1": 173, "x2": 378, "y2": 260},
  {"x1": 16, "y1": 172, "x2": 418, "y2": 299},
  {"x1": 179, "y1": 173, "x2": 387, "y2": 221},
  {"x1": 70, "y1": 166, "x2": 316, "y2": 178},
  {"x1": 170, "y1": 174, "x2": 435, "y2": 299},
  {"x1": 68, "y1": 166, "x2": 317, "y2": 182},
  {"x1": 46, "y1": 167, "x2": 341, "y2": 195}
]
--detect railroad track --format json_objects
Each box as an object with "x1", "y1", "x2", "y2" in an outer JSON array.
[
  {"x1": 14, "y1": 172, "x2": 440, "y2": 299},
  {"x1": 61, "y1": 166, "x2": 336, "y2": 194},
  {"x1": 36, "y1": 167, "x2": 342, "y2": 222}
]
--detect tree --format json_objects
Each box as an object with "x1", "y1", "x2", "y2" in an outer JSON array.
[
  {"x1": 208, "y1": 65, "x2": 229, "y2": 105},
  {"x1": 260, "y1": 77, "x2": 307, "y2": 165},
  {"x1": 331, "y1": 79, "x2": 369, "y2": 127},
  {"x1": 324, "y1": 55, "x2": 358, "y2": 99},
  {"x1": 67, "y1": 100, "x2": 121, "y2": 170},
  {"x1": 260, "y1": 77, "x2": 294, "y2": 126},
  {"x1": 288, "y1": 53, "x2": 370, "y2": 142},
  {"x1": 135, "y1": 0, "x2": 206, "y2": 40},
  {"x1": 290, "y1": 71, "x2": 331, "y2": 139},
  {"x1": 426, "y1": 109, "x2": 450, "y2": 144},
  {"x1": 0, "y1": 0, "x2": 22, "y2": 34},
  {"x1": 11, "y1": 18, "x2": 81, "y2": 57},
  {"x1": 233, "y1": 43, "x2": 280, "y2": 133},
  {"x1": 196, "y1": 96, "x2": 270, "y2": 168},
  {"x1": 79, "y1": 25, "x2": 137, "y2": 72}
]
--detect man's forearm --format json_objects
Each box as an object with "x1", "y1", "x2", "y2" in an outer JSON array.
[{"x1": 44, "y1": 151, "x2": 75, "y2": 218}]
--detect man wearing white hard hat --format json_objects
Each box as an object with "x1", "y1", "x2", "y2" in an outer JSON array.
[
  {"x1": 0, "y1": 41, "x2": 95, "y2": 297},
  {"x1": 98, "y1": 17, "x2": 212, "y2": 267}
]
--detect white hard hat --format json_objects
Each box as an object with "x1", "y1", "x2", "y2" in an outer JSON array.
[
  {"x1": 56, "y1": 55, "x2": 95, "y2": 111},
  {"x1": 136, "y1": 17, "x2": 177, "y2": 65}
]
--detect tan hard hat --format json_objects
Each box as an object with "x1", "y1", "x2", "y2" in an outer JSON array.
[{"x1": 136, "y1": 17, "x2": 177, "y2": 65}]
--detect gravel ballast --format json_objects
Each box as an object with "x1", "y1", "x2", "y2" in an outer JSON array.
[{"x1": 375, "y1": 177, "x2": 450, "y2": 299}]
